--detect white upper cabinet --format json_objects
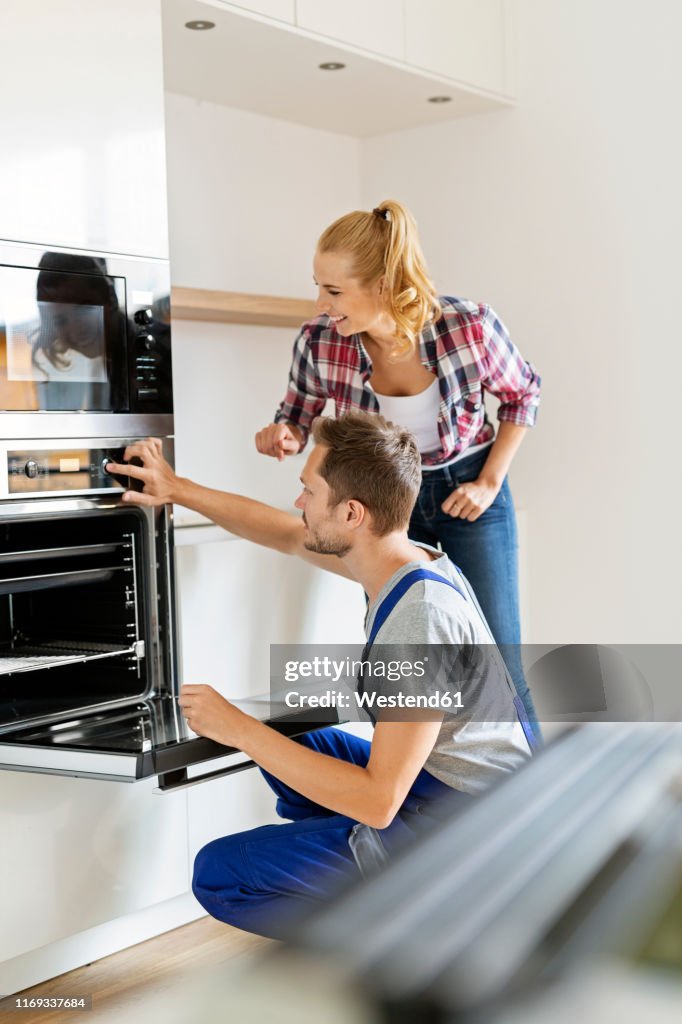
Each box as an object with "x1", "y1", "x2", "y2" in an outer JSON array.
[
  {"x1": 163, "y1": 0, "x2": 516, "y2": 137},
  {"x1": 296, "y1": 0, "x2": 404, "y2": 62},
  {"x1": 405, "y1": 0, "x2": 512, "y2": 96},
  {"x1": 0, "y1": 0, "x2": 169, "y2": 257},
  {"x1": 226, "y1": 0, "x2": 294, "y2": 22}
]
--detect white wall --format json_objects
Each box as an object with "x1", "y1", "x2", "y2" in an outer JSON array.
[
  {"x1": 164, "y1": 94, "x2": 363, "y2": 297},
  {"x1": 164, "y1": 92, "x2": 366, "y2": 636},
  {"x1": 165, "y1": 93, "x2": 363, "y2": 511},
  {"x1": 359, "y1": 0, "x2": 682, "y2": 644}
]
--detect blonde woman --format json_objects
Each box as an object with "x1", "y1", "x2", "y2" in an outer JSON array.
[{"x1": 255, "y1": 201, "x2": 541, "y2": 737}]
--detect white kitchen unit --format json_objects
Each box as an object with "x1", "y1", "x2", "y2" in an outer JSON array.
[
  {"x1": 225, "y1": 0, "x2": 294, "y2": 21},
  {"x1": 0, "y1": 776, "x2": 188, "y2": 965},
  {"x1": 0, "y1": 0, "x2": 169, "y2": 257},
  {"x1": 405, "y1": 0, "x2": 514, "y2": 96},
  {"x1": 207, "y1": 0, "x2": 514, "y2": 97},
  {"x1": 163, "y1": 0, "x2": 515, "y2": 137},
  {"x1": 0, "y1": 0, "x2": 193, "y2": 997},
  {"x1": 295, "y1": 0, "x2": 405, "y2": 62}
]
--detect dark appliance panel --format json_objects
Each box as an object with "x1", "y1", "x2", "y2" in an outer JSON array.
[
  {"x1": 0, "y1": 504, "x2": 162, "y2": 733},
  {"x1": 0, "y1": 239, "x2": 172, "y2": 415}
]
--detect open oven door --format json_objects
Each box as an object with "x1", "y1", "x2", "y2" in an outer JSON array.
[
  {"x1": 0, "y1": 497, "x2": 335, "y2": 789},
  {"x1": 0, "y1": 695, "x2": 337, "y2": 790}
]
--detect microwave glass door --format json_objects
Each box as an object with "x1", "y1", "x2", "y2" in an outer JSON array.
[{"x1": 0, "y1": 261, "x2": 128, "y2": 412}]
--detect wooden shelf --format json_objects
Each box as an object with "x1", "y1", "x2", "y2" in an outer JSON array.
[{"x1": 170, "y1": 286, "x2": 315, "y2": 328}]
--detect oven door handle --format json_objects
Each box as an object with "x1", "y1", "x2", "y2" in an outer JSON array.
[
  {"x1": 156, "y1": 757, "x2": 256, "y2": 793},
  {"x1": 155, "y1": 717, "x2": 339, "y2": 793}
]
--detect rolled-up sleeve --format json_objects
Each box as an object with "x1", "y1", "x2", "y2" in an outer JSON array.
[
  {"x1": 479, "y1": 305, "x2": 541, "y2": 427},
  {"x1": 273, "y1": 326, "x2": 328, "y2": 447}
]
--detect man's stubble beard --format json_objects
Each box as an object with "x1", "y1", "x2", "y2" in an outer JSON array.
[{"x1": 303, "y1": 532, "x2": 351, "y2": 558}]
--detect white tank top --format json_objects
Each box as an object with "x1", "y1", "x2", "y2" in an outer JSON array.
[
  {"x1": 372, "y1": 378, "x2": 494, "y2": 468},
  {"x1": 372, "y1": 378, "x2": 441, "y2": 455}
]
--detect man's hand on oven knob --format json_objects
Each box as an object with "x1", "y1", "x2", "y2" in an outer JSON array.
[{"x1": 104, "y1": 438, "x2": 180, "y2": 506}]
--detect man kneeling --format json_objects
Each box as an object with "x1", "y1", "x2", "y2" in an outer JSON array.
[{"x1": 108, "y1": 413, "x2": 532, "y2": 938}]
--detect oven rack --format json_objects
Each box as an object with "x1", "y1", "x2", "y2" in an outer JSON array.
[
  {"x1": 0, "y1": 565, "x2": 127, "y2": 597},
  {"x1": 0, "y1": 542, "x2": 122, "y2": 565},
  {"x1": 0, "y1": 639, "x2": 143, "y2": 677}
]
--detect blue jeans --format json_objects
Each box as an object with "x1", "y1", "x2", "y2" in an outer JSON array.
[
  {"x1": 409, "y1": 447, "x2": 540, "y2": 738},
  {"x1": 191, "y1": 726, "x2": 471, "y2": 939}
]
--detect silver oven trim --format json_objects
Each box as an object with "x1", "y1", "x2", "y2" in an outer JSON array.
[
  {"x1": 0, "y1": 495, "x2": 150, "y2": 517},
  {"x1": 0, "y1": 744, "x2": 139, "y2": 780},
  {"x1": 0, "y1": 238, "x2": 169, "y2": 264},
  {"x1": 0, "y1": 432, "x2": 175, "y2": 500},
  {"x1": 0, "y1": 414, "x2": 174, "y2": 441}
]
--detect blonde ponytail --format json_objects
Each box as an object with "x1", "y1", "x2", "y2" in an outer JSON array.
[{"x1": 317, "y1": 199, "x2": 441, "y2": 358}]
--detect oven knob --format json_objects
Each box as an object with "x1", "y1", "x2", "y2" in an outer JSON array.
[
  {"x1": 24, "y1": 459, "x2": 38, "y2": 478},
  {"x1": 134, "y1": 308, "x2": 154, "y2": 326},
  {"x1": 101, "y1": 457, "x2": 113, "y2": 474}
]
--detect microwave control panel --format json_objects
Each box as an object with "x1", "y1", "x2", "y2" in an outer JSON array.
[{"x1": 6, "y1": 447, "x2": 144, "y2": 495}]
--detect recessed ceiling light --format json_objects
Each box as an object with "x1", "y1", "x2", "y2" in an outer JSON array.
[
  {"x1": 319, "y1": 62, "x2": 346, "y2": 71},
  {"x1": 428, "y1": 95, "x2": 452, "y2": 104},
  {"x1": 185, "y1": 20, "x2": 215, "y2": 30}
]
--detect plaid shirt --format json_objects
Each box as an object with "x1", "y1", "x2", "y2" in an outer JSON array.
[{"x1": 274, "y1": 296, "x2": 541, "y2": 467}]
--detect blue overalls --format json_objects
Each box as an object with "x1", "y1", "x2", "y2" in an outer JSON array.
[{"x1": 192, "y1": 567, "x2": 536, "y2": 939}]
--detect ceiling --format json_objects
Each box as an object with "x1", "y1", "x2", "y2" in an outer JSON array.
[{"x1": 162, "y1": 0, "x2": 506, "y2": 138}]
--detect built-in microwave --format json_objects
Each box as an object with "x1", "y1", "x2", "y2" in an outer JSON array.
[{"x1": 0, "y1": 239, "x2": 172, "y2": 415}]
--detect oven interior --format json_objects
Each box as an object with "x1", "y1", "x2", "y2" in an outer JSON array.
[{"x1": 0, "y1": 510, "x2": 150, "y2": 730}]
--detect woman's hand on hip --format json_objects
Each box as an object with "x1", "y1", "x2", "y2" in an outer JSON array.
[
  {"x1": 255, "y1": 422, "x2": 303, "y2": 461},
  {"x1": 441, "y1": 477, "x2": 501, "y2": 522}
]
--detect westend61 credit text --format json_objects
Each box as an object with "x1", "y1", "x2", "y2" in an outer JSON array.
[{"x1": 284, "y1": 690, "x2": 464, "y2": 710}]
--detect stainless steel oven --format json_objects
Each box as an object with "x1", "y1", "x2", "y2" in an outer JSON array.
[{"x1": 0, "y1": 242, "x2": 319, "y2": 789}]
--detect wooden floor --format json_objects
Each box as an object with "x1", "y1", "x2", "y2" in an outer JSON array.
[{"x1": 0, "y1": 918, "x2": 272, "y2": 1024}]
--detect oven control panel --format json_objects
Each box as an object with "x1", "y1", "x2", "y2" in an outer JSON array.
[
  {"x1": 7, "y1": 447, "x2": 144, "y2": 495},
  {"x1": 133, "y1": 307, "x2": 162, "y2": 404}
]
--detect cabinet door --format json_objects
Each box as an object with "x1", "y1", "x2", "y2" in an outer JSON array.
[
  {"x1": 405, "y1": 0, "x2": 510, "y2": 95},
  {"x1": 228, "y1": 0, "x2": 295, "y2": 22},
  {"x1": 0, "y1": 0, "x2": 168, "y2": 257},
  {"x1": 296, "y1": 0, "x2": 404, "y2": 62},
  {"x1": 0, "y1": 772, "x2": 188, "y2": 963}
]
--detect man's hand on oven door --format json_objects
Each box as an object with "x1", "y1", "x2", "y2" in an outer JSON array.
[
  {"x1": 178, "y1": 684, "x2": 248, "y2": 748},
  {"x1": 104, "y1": 437, "x2": 179, "y2": 506}
]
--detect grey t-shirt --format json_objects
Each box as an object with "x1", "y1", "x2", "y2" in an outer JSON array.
[{"x1": 364, "y1": 545, "x2": 531, "y2": 795}]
